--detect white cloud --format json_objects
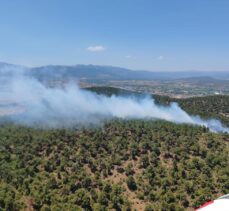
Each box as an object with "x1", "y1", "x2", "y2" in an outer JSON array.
[
  {"x1": 125, "y1": 55, "x2": 132, "y2": 59},
  {"x1": 86, "y1": 45, "x2": 106, "y2": 52},
  {"x1": 157, "y1": 56, "x2": 164, "y2": 60}
]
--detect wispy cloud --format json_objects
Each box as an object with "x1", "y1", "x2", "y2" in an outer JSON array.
[
  {"x1": 157, "y1": 55, "x2": 164, "y2": 60},
  {"x1": 125, "y1": 55, "x2": 132, "y2": 59},
  {"x1": 86, "y1": 45, "x2": 106, "y2": 52}
]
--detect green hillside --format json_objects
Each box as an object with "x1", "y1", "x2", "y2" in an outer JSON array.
[
  {"x1": 0, "y1": 121, "x2": 228, "y2": 211},
  {"x1": 154, "y1": 95, "x2": 229, "y2": 127},
  {"x1": 1, "y1": 87, "x2": 229, "y2": 210},
  {"x1": 86, "y1": 86, "x2": 229, "y2": 126}
]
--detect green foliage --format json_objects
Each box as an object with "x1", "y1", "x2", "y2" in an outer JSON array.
[
  {"x1": 154, "y1": 95, "x2": 229, "y2": 126},
  {"x1": 126, "y1": 176, "x2": 137, "y2": 191},
  {"x1": 0, "y1": 119, "x2": 228, "y2": 210}
]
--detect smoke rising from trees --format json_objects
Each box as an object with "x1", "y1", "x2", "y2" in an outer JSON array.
[{"x1": 0, "y1": 66, "x2": 228, "y2": 133}]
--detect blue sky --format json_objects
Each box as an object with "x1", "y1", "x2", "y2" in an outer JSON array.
[{"x1": 0, "y1": 0, "x2": 229, "y2": 71}]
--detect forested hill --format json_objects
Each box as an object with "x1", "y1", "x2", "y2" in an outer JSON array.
[
  {"x1": 0, "y1": 86, "x2": 229, "y2": 211},
  {"x1": 86, "y1": 86, "x2": 229, "y2": 127},
  {"x1": 85, "y1": 87, "x2": 137, "y2": 97},
  {"x1": 153, "y1": 95, "x2": 229, "y2": 127},
  {"x1": 0, "y1": 121, "x2": 228, "y2": 210}
]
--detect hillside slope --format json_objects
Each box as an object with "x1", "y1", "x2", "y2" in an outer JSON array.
[
  {"x1": 0, "y1": 121, "x2": 228, "y2": 210},
  {"x1": 86, "y1": 86, "x2": 229, "y2": 127}
]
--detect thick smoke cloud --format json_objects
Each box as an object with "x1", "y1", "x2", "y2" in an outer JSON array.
[{"x1": 0, "y1": 66, "x2": 229, "y2": 133}]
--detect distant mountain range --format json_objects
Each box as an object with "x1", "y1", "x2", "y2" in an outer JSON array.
[{"x1": 1, "y1": 62, "x2": 229, "y2": 81}]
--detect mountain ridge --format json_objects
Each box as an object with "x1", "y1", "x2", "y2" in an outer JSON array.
[{"x1": 1, "y1": 61, "x2": 229, "y2": 81}]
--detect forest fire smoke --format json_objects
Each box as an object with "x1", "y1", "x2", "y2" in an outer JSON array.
[{"x1": 0, "y1": 66, "x2": 229, "y2": 133}]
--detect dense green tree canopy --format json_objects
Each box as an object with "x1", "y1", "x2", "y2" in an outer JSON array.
[{"x1": 0, "y1": 119, "x2": 228, "y2": 210}]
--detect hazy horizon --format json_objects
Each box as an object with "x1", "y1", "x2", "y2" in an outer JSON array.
[{"x1": 1, "y1": 61, "x2": 229, "y2": 73}]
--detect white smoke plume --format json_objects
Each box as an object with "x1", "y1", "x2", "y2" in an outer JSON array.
[{"x1": 0, "y1": 66, "x2": 229, "y2": 133}]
